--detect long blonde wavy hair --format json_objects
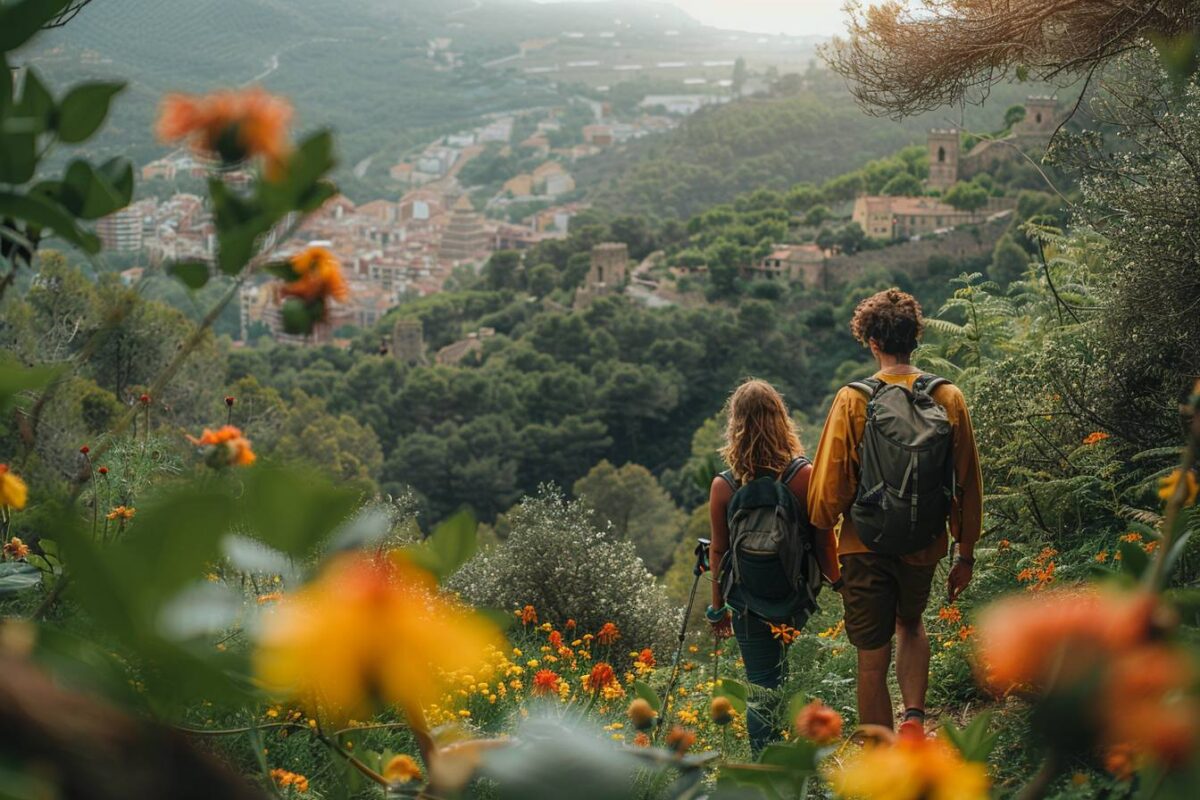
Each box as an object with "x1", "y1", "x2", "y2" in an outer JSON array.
[{"x1": 720, "y1": 379, "x2": 803, "y2": 485}]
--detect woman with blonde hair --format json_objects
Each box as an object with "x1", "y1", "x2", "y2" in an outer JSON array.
[{"x1": 707, "y1": 379, "x2": 840, "y2": 752}]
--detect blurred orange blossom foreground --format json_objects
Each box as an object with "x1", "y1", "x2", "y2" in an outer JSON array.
[
  {"x1": 280, "y1": 246, "x2": 349, "y2": 306},
  {"x1": 156, "y1": 87, "x2": 293, "y2": 173},
  {"x1": 831, "y1": 724, "x2": 988, "y2": 800},
  {"x1": 976, "y1": 587, "x2": 1198, "y2": 769},
  {"x1": 254, "y1": 552, "x2": 503, "y2": 722}
]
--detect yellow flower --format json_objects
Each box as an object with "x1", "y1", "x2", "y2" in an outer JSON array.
[
  {"x1": 830, "y1": 730, "x2": 988, "y2": 800},
  {"x1": 254, "y1": 553, "x2": 502, "y2": 722},
  {"x1": 1159, "y1": 469, "x2": 1199, "y2": 507},
  {"x1": 383, "y1": 754, "x2": 423, "y2": 784},
  {"x1": 0, "y1": 465, "x2": 28, "y2": 510}
]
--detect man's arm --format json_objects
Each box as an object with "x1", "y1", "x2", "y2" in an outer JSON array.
[{"x1": 948, "y1": 389, "x2": 983, "y2": 558}]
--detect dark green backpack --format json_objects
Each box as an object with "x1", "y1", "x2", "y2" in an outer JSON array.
[
  {"x1": 718, "y1": 457, "x2": 822, "y2": 625},
  {"x1": 847, "y1": 375, "x2": 956, "y2": 556}
]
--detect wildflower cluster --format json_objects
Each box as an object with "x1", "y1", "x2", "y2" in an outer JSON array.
[
  {"x1": 1016, "y1": 546, "x2": 1057, "y2": 591},
  {"x1": 187, "y1": 425, "x2": 256, "y2": 468},
  {"x1": 157, "y1": 87, "x2": 293, "y2": 175},
  {"x1": 831, "y1": 724, "x2": 989, "y2": 800},
  {"x1": 976, "y1": 588, "x2": 1198, "y2": 774},
  {"x1": 269, "y1": 768, "x2": 309, "y2": 794}
]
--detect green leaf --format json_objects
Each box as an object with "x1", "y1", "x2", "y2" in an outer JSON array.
[
  {"x1": 940, "y1": 712, "x2": 999, "y2": 763},
  {"x1": 1151, "y1": 32, "x2": 1200, "y2": 87},
  {"x1": 0, "y1": 190, "x2": 100, "y2": 252},
  {"x1": 14, "y1": 67, "x2": 54, "y2": 133},
  {"x1": 238, "y1": 466, "x2": 359, "y2": 558},
  {"x1": 60, "y1": 159, "x2": 129, "y2": 219},
  {"x1": 280, "y1": 296, "x2": 319, "y2": 335},
  {"x1": 0, "y1": 54, "x2": 11, "y2": 111},
  {"x1": 168, "y1": 259, "x2": 211, "y2": 289},
  {"x1": 0, "y1": 562, "x2": 41, "y2": 596},
  {"x1": 0, "y1": 0, "x2": 70, "y2": 53},
  {"x1": 714, "y1": 677, "x2": 748, "y2": 714},
  {"x1": 1118, "y1": 541, "x2": 1150, "y2": 578},
  {"x1": 632, "y1": 679, "x2": 662, "y2": 713},
  {"x1": 0, "y1": 357, "x2": 61, "y2": 412},
  {"x1": 264, "y1": 260, "x2": 300, "y2": 281},
  {"x1": 406, "y1": 510, "x2": 477, "y2": 581},
  {"x1": 55, "y1": 81, "x2": 124, "y2": 143},
  {"x1": 758, "y1": 740, "x2": 818, "y2": 772},
  {"x1": 0, "y1": 131, "x2": 36, "y2": 183}
]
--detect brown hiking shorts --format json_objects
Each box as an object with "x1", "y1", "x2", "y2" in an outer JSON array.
[{"x1": 839, "y1": 554, "x2": 938, "y2": 650}]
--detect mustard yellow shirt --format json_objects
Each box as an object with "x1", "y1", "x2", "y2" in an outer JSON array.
[{"x1": 807, "y1": 371, "x2": 983, "y2": 566}]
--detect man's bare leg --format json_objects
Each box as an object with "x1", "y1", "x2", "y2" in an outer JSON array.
[
  {"x1": 856, "y1": 643, "x2": 893, "y2": 728},
  {"x1": 895, "y1": 616, "x2": 930, "y2": 719}
]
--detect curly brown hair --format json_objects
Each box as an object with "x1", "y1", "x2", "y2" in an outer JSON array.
[
  {"x1": 850, "y1": 288, "x2": 925, "y2": 355},
  {"x1": 720, "y1": 379, "x2": 803, "y2": 485}
]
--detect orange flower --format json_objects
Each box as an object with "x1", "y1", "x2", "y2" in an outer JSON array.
[
  {"x1": 938, "y1": 606, "x2": 963, "y2": 624},
  {"x1": 1105, "y1": 744, "x2": 1138, "y2": 781},
  {"x1": 565, "y1": 618, "x2": 576, "y2": 630},
  {"x1": 710, "y1": 696, "x2": 734, "y2": 726},
  {"x1": 548, "y1": 630, "x2": 563, "y2": 648},
  {"x1": 627, "y1": 697, "x2": 657, "y2": 731},
  {"x1": 519, "y1": 604, "x2": 537, "y2": 625},
  {"x1": 1103, "y1": 645, "x2": 1198, "y2": 769},
  {"x1": 635, "y1": 648, "x2": 655, "y2": 667},
  {"x1": 1095, "y1": 550, "x2": 1109, "y2": 563},
  {"x1": 156, "y1": 87, "x2": 292, "y2": 172},
  {"x1": 187, "y1": 425, "x2": 255, "y2": 467},
  {"x1": 1159, "y1": 469, "x2": 1199, "y2": 507},
  {"x1": 597, "y1": 622, "x2": 620, "y2": 645},
  {"x1": 793, "y1": 699, "x2": 843, "y2": 744},
  {"x1": 831, "y1": 728, "x2": 988, "y2": 799},
  {"x1": 665, "y1": 726, "x2": 696, "y2": 755},
  {"x1": 532, "y1": 668, "x2": 561, "y2": 696},
  {"x1": 257, "y1": 592, "x2": 283, "y2": 605},
  {"x1": 383, "y1": 754, "x2": 423, "y2": 784},
  {"x1": 1017, "y1": 546, "x2": 1057, "y2": 591},
  {"x1": 3, "y1": 537, "x2": 30, "y2": 560},
  {"x1": 0, "y1": 464, "x2": 28, "y2": 510},
  {"x1": 280, "y1": 246, "x2": 349, "y2": 305},
  {"x1": 254, "y1": 553, "x2": 503, "y2": 722},
  {"x1": 584, "y1": 662, "x2": 616, "y2": 692},
  {"x1": 106, "y1": 505, "x2": 136, "y2": 521},
  {"x1": 769, "y1": 623, "x2": 800, "y2": 645},
  {"x1": 269, "y1": 768, "x2": 309, "y2": 793},
  {"x1": 997, "y1": 539, "x2": 1011, "y2": 550},
  {"x1": 1119, "y1": 532, "x2": 1143, "y2": 543},
  {"x1": 1083, "y1": 431, "x2": 1110, "y2": 446},
  {"x1": 633, "y1": 732, "x2": 650, "y2": 747}
]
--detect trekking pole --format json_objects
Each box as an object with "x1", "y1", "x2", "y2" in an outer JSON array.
[{"x1": 657, "y1": 537, "x2": 709, "y2": 741}]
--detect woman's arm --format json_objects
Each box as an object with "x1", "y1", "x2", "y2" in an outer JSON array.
[
  {"x1": 789, "y1": 463, "x2": 841, "y2": 584},
  {"x1": 708, "y1": 477, "x2": 732, "y2": 610}
]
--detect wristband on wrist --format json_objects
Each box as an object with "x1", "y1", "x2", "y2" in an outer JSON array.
[
  {"x1": 955, "y1": 554, "x2": 975, "y2": 567},
  {"x1": 705, "y1": 604, "x2": 732, "y2": 623},
  {"x1": 830, "y1": 577, "x2": 845, "y2": 592}
]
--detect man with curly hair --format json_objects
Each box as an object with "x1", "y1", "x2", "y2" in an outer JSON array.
[{"x1": 808, "y1": 288, "x2": 982, "y2": 735}]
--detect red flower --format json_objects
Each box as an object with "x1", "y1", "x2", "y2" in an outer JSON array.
[
  {"x1": 597, "y1": 622, "x2": 620, "y2": 645},
  {"x1": 565, "y1": 619, "x2": 576, "y2": 630},
  {"x1": 532, "y1": 669, "x2": 561, "y2": 696},
  {"x1": 139, "y1": 393, "x2": 151, "y2": 406},
  {"x1": 519, "y1": 604, "x2": 537, "y2": 625},
  {"x1": 548, "y1": 630, "x2": 563, "y2": 649},
  {"x1": 79, "y1": 445, "x2": 90, "y2": 455},
  {"x1": 98, "y1": 466, "x2": 109, "y2": 475},
  {"x1": 635, "y1": 648, "x2": 655, "y2": 667},
  {"x1": 585, "y1": 662, "x2": 616, "y2": 691},
  {"x1": 224, "y1": 396, "x2": 236, "y2": 407}
]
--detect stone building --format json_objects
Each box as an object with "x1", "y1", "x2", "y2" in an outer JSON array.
[
  {"x1": 927, "y1": 129, "x2": 961, "y2": 192},
  {"x1": 391, "y1": 318, "x2": 426, "y2": 364},
  {"x1": 439, "y1": 195, "x2": 490, "y2": 264},
  {"x1": 435, "y1": 328, "x2": 495, "y2": 366},
  {"x1": 574, "y1": 242, "x2": 629, "y2": 308},
  {"x1": 925, "y1": 97, "x2": 1061, "y2": 190},
  {"x1": 740, "y1": 244, "x2": 826, "y2": 285}
]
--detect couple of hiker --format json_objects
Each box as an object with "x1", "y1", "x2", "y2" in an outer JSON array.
[{"x1": 706, "y1": 288, "x2": 982, "y2": 752}]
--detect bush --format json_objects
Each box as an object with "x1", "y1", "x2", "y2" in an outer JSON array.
[{"x1": 450, "y1": 486, "x2": 680, "y2": 654}]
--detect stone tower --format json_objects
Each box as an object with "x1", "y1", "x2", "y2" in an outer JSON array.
[
  {"x1": 574, "y1": 242, "x2": 629, "y2": 308},
  {"x1": 391, "y1": 318, "x2": 426, "y2": 364},
  {"x1": 927, "y1": 129, "x2": 960, "y2": 191},
  {"x1": 1015, "y1": 96, "x2": 1059, "y2": 138},
  {"x1": 439, "y1": 195, "x2": 489, "y2": 264}
]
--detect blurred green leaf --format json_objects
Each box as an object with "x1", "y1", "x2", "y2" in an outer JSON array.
[
  {"x1": 940, "y1": 712, "x2": 999, "y2": 763},
  {"x1": 0, "y1": 562, "x2": 41, "y2": 595},
  {"x1": 0, "y1": 131, "x2": 37, "y2": 183},
  {"x1": 632, "y1": 679, "x2": 661, "y2": 713},
  {"x1": 168, "y1": 259, "x2": 211, "y2": 289},
  {"x1": 60, "y1": 158, "x2": 130, "y2": 219},
  {"x1": 0, "y1": 1, "x2": 70, "y2": 56},
  {"x1": 280, "y1": 296, "x2": 318, "y2": 335},
  {"x1": 157, "y1": 581, "x2": 242, "y2": 640},
  {"x1": 406, "y1": 510, "x2": 477, "y2": 581},
  {"x1": 1151, "y1": 32, "x2": 1200, "y2": 88},
  {"x1": 238, "y1": 466, "x2": 359, "y2": 558},
  {"x1": 0, "y1": 54, "x2": 10, "y2": 110},
  {"x1": 714, "y1": 677, "x2": 748, "y2": 714},
  {"x1": 1118, "y1": 541, "x2": 1150, "y2": 578},
  {"x1": 0, "y1": 190, "x2": 101, "y2": 252},
  {"x1": 324, "y1": 505, "x2": 392, "y2": 554},
  {"x1": 0, "y1": 356, "x2": 61, "y2": 412},
  {"x1": 55, "y1": 81, "x2": 124, "y2": 143},
  {"x1": 13, "y1": 67, "x2": 54, "y2": 133},
  {"x1": 757, "y1": 740, "x2": 818, "y2": 772},
  {"x1": 221, "y1": 533, "x2": 295, "y2": 577}
]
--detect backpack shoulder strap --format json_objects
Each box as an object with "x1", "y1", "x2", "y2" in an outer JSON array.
[
  {"x1": 780, "y1": 456, "x2": 809, "y2": 484},
  {"x1": 846, "y1": 377, "x2": 884, "y2": 399},
  {"x1": 913, "y1": 373, "x2": 952, "y2": 396}
]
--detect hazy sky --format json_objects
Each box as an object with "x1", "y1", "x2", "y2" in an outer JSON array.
[{"x1": 535, "y1": 0, "x2": 851, "y2": 36}]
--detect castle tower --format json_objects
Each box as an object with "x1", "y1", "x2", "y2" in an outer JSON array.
[
  {"x1": 439, "y1": 195, "x2": 489, "y2": 264},
  {"x1": 391, "y1": 318, "x2": 425, "y2": 364},
  {"x1": 574, "y1": 242, "x2": 629, "y2": 309},
  {"x1": 927, "y1": 129, "x2": 960, "y2": 191},
  {"x1": 1015, "y1": 96, "x2": 1060, "y2": 138}
]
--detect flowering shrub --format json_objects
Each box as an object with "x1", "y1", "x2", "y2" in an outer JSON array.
[{"x1": 450, "y1": 487, "x2": 680, "y2": 655}]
